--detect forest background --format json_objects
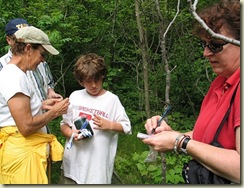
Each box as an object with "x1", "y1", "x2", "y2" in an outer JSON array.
[{"x1": 0, "y1": 0, "x2": 223, "y2": 185}]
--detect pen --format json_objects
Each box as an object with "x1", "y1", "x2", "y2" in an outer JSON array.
[{"x1": 150, "y1": 105, "x2": 171, "y2": 134}]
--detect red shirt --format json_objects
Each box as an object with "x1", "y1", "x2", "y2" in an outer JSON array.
[{"x1": 193, "y1": 67, "x2": 240, "y2": 149}]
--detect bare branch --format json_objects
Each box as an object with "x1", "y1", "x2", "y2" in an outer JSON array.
[{"x1": 163, "y1": 0, "x2": 181, "y2": 39}]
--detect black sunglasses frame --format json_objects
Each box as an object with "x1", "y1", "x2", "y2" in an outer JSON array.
[
  {"x1": 201, "y1": 40, "x2": 228, "y2": 53},
  {"x1": 40, "y1": 51, "x2": 48, "y2": 59}
]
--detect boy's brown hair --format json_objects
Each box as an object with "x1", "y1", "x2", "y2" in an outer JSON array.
[{"x1": 73, "y1": 53, "x2": 107, "y2": 85}]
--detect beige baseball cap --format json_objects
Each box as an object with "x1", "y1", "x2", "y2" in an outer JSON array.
[{"x1": 14, "y1": 26, "x2": 59, "y2": 55}]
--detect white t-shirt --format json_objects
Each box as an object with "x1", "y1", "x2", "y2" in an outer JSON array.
[
  {"x1": 0, "y1": 49, "x2": 55, "y2": 101},
  {"x1": 0, "y1": 64, "x2": 46, "y2": 133},
  {"x1": 60, "y1": 89, "x2": 132, "y2": 184}
]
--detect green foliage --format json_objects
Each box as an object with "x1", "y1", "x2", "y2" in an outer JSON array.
[
  {"x1": 165, "y1": 152, "x2": 191, "y2": 184},
  {"x1": 48, "y1": 117, "x2": 66, "y2": 146},
  {"x1": 169, "y1": 111, "x2": 196, "y2": 131},
  {"x1": 115, "y1": 148, "x2": 192, "y2": 185},
  {"x1": 115, "y1": 112, "x2": 195, "y2": 184},
  {"x1": 115, "y1": 151, "x2": 163, "y2": 184}
]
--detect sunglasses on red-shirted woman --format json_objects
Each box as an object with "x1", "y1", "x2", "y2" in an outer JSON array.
[{"x1": 201, "y1": 40, "x2": 228, "y2": 53}]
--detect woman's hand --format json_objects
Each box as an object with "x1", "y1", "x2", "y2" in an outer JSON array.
[
  {"x1": 142, "y1": 131, "x2": 180, "y2": 152},
  {"x1": 49, "y1": 98, "x2": 70, "y2": 117},
  {"x1": 42, "y1": 98, "x2": 63, "y2": 111},
  {"x1": 144, "y1": 115, "x2": 172, "y2": 134},
  {"x1": 47, "y1": 88, "x2": 63, "y2": 100}
]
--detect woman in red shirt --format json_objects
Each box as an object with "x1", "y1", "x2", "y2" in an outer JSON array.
[{"x1": 142, "y1": 0, "x2": 240, "y2": 184}]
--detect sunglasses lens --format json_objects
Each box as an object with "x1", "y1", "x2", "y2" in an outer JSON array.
[
  {"x1": 209, "y1": 42, "x2": 223, "y2": 53},
  {"x1": 41, "y1": 52, "x2": 48, "y2": 59},
  {"x1": 200, "y1": 40, "x2": 227, "y2": 53}
]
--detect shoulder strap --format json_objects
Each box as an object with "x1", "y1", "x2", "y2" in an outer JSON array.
[{"x1": 212, "y1": 82, "x2": 239, "y2": 143}]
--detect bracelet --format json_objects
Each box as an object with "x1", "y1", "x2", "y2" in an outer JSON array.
[
  {"x1": 180, "y1": 136, "x2": 191, "y2": 154},
  {"x1": 177, "y1": 135, "x2": 186, "y2": 152},
  {"x1": 174, "y1": 134, "x2": 184, "y2": 154}
]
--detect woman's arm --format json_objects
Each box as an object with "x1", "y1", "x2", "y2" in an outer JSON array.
[
  {"x1": 142, "y1": 127, "x2": 240, "y2": 183},
  {"x1": 8, "y1": 93, "x2": 69, "y2": 136},
  {"x1": 186, "y1": 127, "x2": 240, "y2": 183}
]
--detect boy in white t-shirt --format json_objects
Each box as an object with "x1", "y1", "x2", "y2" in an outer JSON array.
[{"x1": 60, "y1": 53, "x2": 132, "y2": 184}]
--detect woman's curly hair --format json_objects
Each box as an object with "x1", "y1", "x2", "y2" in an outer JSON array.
[{"x1": 193, "y1": 0, "x2": 240, "y2": 40}]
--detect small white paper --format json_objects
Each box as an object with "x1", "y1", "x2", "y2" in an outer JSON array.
[{"x1": 137, "y1": 132, "x2": 150, "y2": 139}]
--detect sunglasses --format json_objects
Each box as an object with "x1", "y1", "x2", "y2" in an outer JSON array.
[
  {"x1": 201, "y1": 40, "x2": 228, "y2": 53},
  {"x1": 39, "y1": 50, "x2": 48, "y2": 59}
]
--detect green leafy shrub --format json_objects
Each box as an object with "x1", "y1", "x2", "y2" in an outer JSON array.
[
  {"x1": 165, "y1": 152, "x2": 191, "y2": 184},
  {"x1": 114, "y1": 151, "x2": 163, "y2": 184}
]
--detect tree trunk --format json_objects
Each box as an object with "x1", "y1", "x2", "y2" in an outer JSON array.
[
  {"x1": 154, "y1": 0, "x2": 180, "y2": 183},
  {"x1": 135, "y1": 0, "x2": 151, "y2": 118}
]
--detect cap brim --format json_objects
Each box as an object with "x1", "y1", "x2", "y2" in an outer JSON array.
[{"x1": 42, "y1": 44, "x2": 59, "y2": 55}]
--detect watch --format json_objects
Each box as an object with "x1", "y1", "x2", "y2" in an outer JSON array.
[{"x1": 180, "y1": 136, "x2": 191, "y2": 154}]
